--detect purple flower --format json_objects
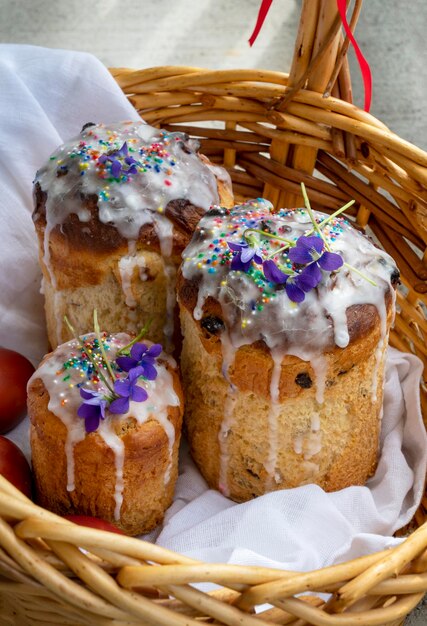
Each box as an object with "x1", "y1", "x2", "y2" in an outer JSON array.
[
  {"x1": 288, "y1": 235, "x2": 343, "y2": 271},
  {"x1": 116, "y1": 343, "x2": 162, "y2": 381},
  {"x1": 109, "y1": 367, "x2": 148, "y2": 414},
  {"x1": 228, "y1": 241, "x2": 263, "y2": 272},
  {"x1": 263, "y1": 259, "x2": 322, "y2": 303},
  {"x1": 97, "y1": 142, "x2": 138, "y2": 178},
  {"x1": 77, "y1": 388, "x2": 108, "y2": 433}
]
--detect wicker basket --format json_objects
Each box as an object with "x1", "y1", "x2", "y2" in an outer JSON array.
[{"x1": 1, "y1": 1, "x2": 427, "y2": 624}]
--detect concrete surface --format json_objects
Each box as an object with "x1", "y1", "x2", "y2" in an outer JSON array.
[{"x1": 0, "y1": 0, "x2": 426, "y2": 623}]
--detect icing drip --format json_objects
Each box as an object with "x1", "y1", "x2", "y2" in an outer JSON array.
[
  {"x1": 163, "y1": 261, "x2": 177, "y2": 353},
  {"x1": 118, "y1": 256, "x2": 138, "y2": 308},
  {"x1": 218, "y1": 331, "x2": 237, "y2": 496},
  {"x1": 293, "y1": 412, "x2": 322, "y2": 476},
  {"x1": 264, "y1": 349, "x2": 282, "y2": 486},
  {"x1": 53, "y1": 291, "x2": 63, "y2": 346},
  {"x1": 97, "y1": 420, "x2": 125, "y2": 520},
  {"x1": 29, "y1": 332, "x2": 180, "y2": 518}
]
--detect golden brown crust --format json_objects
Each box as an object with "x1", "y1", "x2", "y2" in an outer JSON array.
[
  {"x1": 179, "y1": 304, "x2": 389, "y2": 501},
  {"x1": 28, "y1": 361, "x2": 184, "y2": 536}
]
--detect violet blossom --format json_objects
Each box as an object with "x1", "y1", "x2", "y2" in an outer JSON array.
[
  {"x1": 263, "y1": 259, "x2": 308, "y2": 303},
  {"x1": 228, "y1": 241, "x2": 263, "y2": 272},
  {"x1": 109, "y1": 367, "x2": 148, "y2": 415},
  {"x1": 98, "y1": 142, "x2": 138, "y2": 177},
  {"x1": 263, "y1": 233, "x2": 343, "y2": 303},
  {"x1": 288, "y1": 235, "x2": 343, "y2": 272},
  {"x1": 116, "y1": 343, "x2": 162, "y2": 381},
  {"x1": 77, "y1": 388, "x2": 108, "y2": 433}
]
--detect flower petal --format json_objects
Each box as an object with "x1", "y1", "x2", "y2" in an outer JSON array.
[
  {"x1": 80, "y1": 388, "x2": 97, "y2": 401},
  {"x1": 288, "y1": 246, "x2": 312, "y2": 265},
  {"x1": 130, "y1": 385, "x2": 148, "y2": 403},
  {"x1": 285, "y1": 278, "x2": 306, "y2": 303},
  {"x1": 85, "y1": 413, "x2": 101, "y2": 433},
  {"x1": 231, "y1": 254, "x2": 251, "y2": 273},
  {"x1": 77, "y1": 403, "x2": 100, "y2": 420},
  {"x1": 111, "y1": 160, "x2": 122, "y2": 178},
  {"x1": 114, "y1": 378, "x2": 131, "y2": 397},
  {"x1": 318, "y1": 251, "x2": 343, "y2": 271},
  {"x1": 116, "y1": 356, "x2": 137, "y2": 372},
  {"x1": 228, "y1": 241, "x2": 245, "y2": 252},
  {"x1": 240, "y1": 246, "x2": 255, "y2": 263},
  {"x1": 289, "y1": 235, "x2": 324, "y2": 264},
  {"x1": 109, "y1": 396, "x2": 130, "y2": 415},
  {"x1": 130, "y1": 343, "x2": 146, "y2": 361},
  {"x1": 128, "y1": 366, "x2": 144, "y2": 382},
  {"x1": 118, "y1": 142, "x2": 128, "y2": 157},
  {"x1": 142, "y1": 363, "x2": 158, "y2": 381},
  {"x1": 253, "y1": 251, "x2": 263, "y2": 265},
  {"x1": 147, "y1": 344, "x2": 162, "y2": 358},
  {"x1": 263, "y1": 260, "x2": 289, "y2": 284},
  {"x1": 297, "y1": 263, "x2": 322, "y2": 291},
  {"x1": 299, "y1": 235, "x2": 324, "y2": 253}
]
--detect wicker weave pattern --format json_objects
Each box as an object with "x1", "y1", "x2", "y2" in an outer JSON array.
[{"x1": 1, "y1": 1, "x2": 427, "y2": 624}]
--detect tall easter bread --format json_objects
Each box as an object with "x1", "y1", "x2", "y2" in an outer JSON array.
[{"x1": 177, "y1": 198, "x2": 399, "y2": 502}]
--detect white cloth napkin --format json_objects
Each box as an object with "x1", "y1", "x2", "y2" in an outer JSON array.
[{"x1": 2, "y1": 45, "x2": 426, "y2": 577}]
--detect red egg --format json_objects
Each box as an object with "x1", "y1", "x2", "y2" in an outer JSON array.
[
  {"x1": 0, "y1": 436, "x2": 32, "y2": 498},
  {"x1": 0, "y1": 347, "x2": 34, "y2": 434},
  {"x1": 64, "y1": 515, "x2": 125, "y2": 534}
]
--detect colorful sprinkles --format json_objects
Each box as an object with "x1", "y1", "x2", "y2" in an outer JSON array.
[{"x1": 184, "y1": 199, "x2": 348, "y2": 317}]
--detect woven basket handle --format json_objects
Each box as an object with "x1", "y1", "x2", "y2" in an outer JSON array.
[
  {"x1": 284, "y1": 0, "x2": 360, "y2": 108},
  {"x1": 265, "y1": 0, "x2": 360, "y2": 207}
]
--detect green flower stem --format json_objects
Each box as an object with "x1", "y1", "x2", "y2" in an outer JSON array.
[
  {"x1": 300, "y1": 183, "x2": 331, "y2": 252},
  {"x1": 304, "y1": 200, "x2": 356, "y2": 237},
  {"x1": 243, "y1": 228, "x2": 295, "y2": 247},
  {"x1": 344, "y1": 262, "x2": 377, "y2": 286},
  {"x1": 117, "y1": 318, "x2": 153, "y2": 356},
  {"x1": 266, "y1": 244, "x2": 290, "y2": 260},
  {"x1": 317, "y1": 200, "x2": 355, "y2": 229},
  {"x1": 93, "y1": 310, "x2": 116, "y2": 384},
  {"x1": 63, "y1": 316, "x2": 116, "y2": 395}
]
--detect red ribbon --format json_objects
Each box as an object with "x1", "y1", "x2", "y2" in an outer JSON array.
[
  {"x1": 248, "y1": 0, "x2": 372, "y2": 112},
  {"x1": 248, "y1": 0, "x2": 273, "y2": 47},
  {"x1": 336, "y1": 0, "x2": 372, "y2": 111}
]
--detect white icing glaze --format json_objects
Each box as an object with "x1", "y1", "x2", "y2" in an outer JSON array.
[
  {"x1": 35, "y1": 121, "x2": 221, "y2": 246},
  {"x1": 29, "y1": 332, "x2": 180, "y2": 519},
  {"x1": 118, "y1": 256, "x2": 138, "y2": 308}
]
